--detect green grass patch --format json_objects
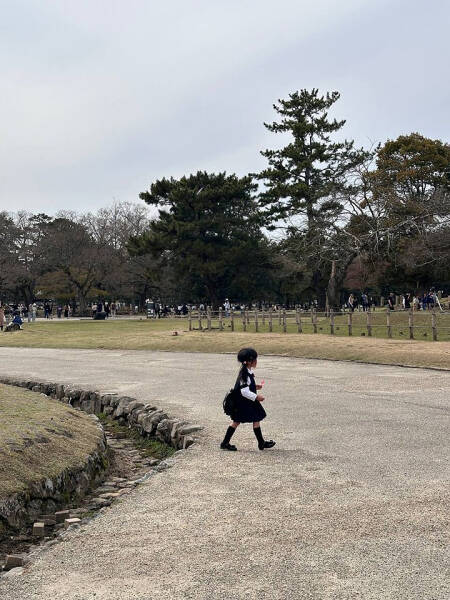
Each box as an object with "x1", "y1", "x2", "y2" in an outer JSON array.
[
  {"x1": 97, "y1": 413, "x2": 174, "y2": 460},
  {"x1": 0, "y1": 384, "x2": 104, "y2": 499}
]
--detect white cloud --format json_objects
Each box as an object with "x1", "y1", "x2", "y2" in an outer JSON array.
[{"x1": 0, "y1": 0, "x2": 448, "y2": 213}]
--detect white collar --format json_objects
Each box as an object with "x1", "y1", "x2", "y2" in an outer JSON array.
[{"x1": 247, "y1": 367, "x2": 254, "y2": 374}]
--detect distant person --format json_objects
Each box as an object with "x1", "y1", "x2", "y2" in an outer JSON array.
[
  {"x1": 387, "y1": 294, "x2": 395, "y2": 310},
  {"x1": 361, "y1": 293, "x2": 369, "y2": 312},
  {"x1": 421, "y1": 293, "x2": 428, "y2": 311},
  {"x1": 104, "y1": 302, "x2": 110, "y2": 318},
  {"x1": 57, "y1": 305, "x2": 62, "y2": 318},
  {"x1": 64, "y1": 304, "x2": 69, "y2": 318},
  {"x1": 110, "y1": 302, "x2": 117, "y2": 318},
  {"x1": 97, "y1": 301, "x2": 103, "y2": 314},
  {"x1": 12, "y1": 314, "x2": 23, "y2": 328},
  {"x1": 221, "y1": 347, "x2": 275, "y2": 452},
  {"x1": 347, "y1": 294, "x2": 355, "y2": 312}
]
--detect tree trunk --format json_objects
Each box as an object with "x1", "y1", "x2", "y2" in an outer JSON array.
[{"x1": 326, "y1": 260, "x2": 338, "y2": 310}]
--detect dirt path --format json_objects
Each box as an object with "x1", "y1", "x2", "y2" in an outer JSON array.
[{"x1": 0, "y1": 348, "x2": 449, "y2": 599}]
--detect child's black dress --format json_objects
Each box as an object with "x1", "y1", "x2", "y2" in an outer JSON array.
[{"x1": 231, "y1": 371, "x2": 266, "y2": 423}]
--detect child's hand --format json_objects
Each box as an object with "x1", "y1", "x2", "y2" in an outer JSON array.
[
  {"x1": 256, "y1": 394, "x2": 265, "y2": 402},
  {"x1": 256, "y1": 384, "x2": 263, "y2": 390}
]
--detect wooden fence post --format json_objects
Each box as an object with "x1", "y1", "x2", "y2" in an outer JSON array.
[
  {"x1": 312, "y1": 309, "x2": 317, "y2": 334},
  {"x1": 269, "y1": 308, "x2": 273, "y2": 332},
  {"x1": 242, "y1": 310, "x2": 247, "y2": 332},
  {"x1": 278, "y1": 307, "x2": 282, "y2": 325},
  {"x1": 297, "y1": 309, "x2": 302, "y2": 333},
  {"x1": 198, "y1": 309, "x2": 202, "y2": 331},
  {"x1": 188, "y1": 308, "x2": 192, "y2": 331},
  {"x1": 282, "y1": 309, "x2": 287, "y2": 333},
  {"x1": 246, "y1": 310, "x2": 250, "y2": 325},
  {"x1": 408, "y1": 308, "x2": 414, "y2": 340},
  {"x1": 310, "y1": 308, "x2": 314, "y2": 333},
  {"x1": 367, "y1": 309, "x2": 372, "y2": 337},
  {"x1": 230, "y1": 308, "x2": 234, "y2": 332},
  {"x1": 219, "y1": 307, "x2": 223, "y2": 331},
  {"x1": 207, "y1": 306, "x2": 212, "y2": 331},
  {"x1": 432, "y1": 309, "x2": 437, "y2": 341},
  {"x1": 262, "y1": 307, "x2": 265, "y2": 326},
  {"x1": 330, "y1": 308, "x2": 335, "y2": 335},
  {"x1": 348, "y1": 311, "x2": 353, "y2": 336},
  {"x1": 386, "y1": 308, "x2": 392, "y2": 339},
  {"x1": 255, "y1": 309, "x2": 258, "y2": 332}
]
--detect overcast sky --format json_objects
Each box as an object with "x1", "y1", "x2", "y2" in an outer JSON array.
[{"x1": 1, "y1": 0, "x2": 449, "y2": 215}]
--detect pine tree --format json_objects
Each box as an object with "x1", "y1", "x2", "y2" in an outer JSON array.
[
  {"x1": 258, "y1": 89, "x2": 369, "y2": 229},
  {"x1": 130, "y1": 171, "x2": 273, "y2": 306}
]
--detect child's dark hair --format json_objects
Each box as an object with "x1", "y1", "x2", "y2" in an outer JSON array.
[{"x1": 237, "y1": 347, "x2": 258, "y2": 384}]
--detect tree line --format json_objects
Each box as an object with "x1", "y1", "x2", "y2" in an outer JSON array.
[{"x1": 1, "y1": 89, "x2": 449, "y2": 311}]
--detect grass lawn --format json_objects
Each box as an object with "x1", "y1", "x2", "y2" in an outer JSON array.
[
  {"x1": 0, "y1": 318, "x2": 449, "y2": 370},
  {"x1": 0, "y1": 384, "x2": 103, "y2": 500}
]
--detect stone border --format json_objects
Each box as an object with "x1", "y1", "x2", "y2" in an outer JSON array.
[
  {"x1": 0, "y1": 375, "x2": 203, "y2": 547},
  {"x1": 0, "y1": 376, "x2": 203, "y2": 450}
]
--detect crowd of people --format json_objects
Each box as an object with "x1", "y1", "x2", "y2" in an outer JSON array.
[
  {"x1": 346, "y1": 290, "x2": 443, "y2": 312},
  {"x1": 0, "y1": 289, "x2": 446, "y2": 329}
]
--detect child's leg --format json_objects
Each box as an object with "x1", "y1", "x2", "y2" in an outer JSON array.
[
  {"x1": 253, "y1": 422, "x2": 276, "y2": 450},
  {"x1": 221, "y1": 422, "x2": 239, "y2": 450}
]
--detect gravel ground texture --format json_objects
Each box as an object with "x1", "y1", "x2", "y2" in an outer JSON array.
[{"x1": 0, "y1": 347, "x2": 448, "y2": 600}]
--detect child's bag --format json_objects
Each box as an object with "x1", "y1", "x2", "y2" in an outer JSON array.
[{"x1": 223, "y1": 388, "x2": 239, "y2": 415}]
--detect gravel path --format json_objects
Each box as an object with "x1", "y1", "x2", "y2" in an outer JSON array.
[{"x1": 0, "y1": 348, "x2": 449, "y2": 600}]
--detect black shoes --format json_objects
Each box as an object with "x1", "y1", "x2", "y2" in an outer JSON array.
[
  {"x1": 220, "y1": 440, "x2": 276, "y2": 451},
  {"x1": 259, "y1": 440, "x2": 276, "y2": 450},
  {"x1": 220, "y1": 442, "x2": 237, "y2": 451}
]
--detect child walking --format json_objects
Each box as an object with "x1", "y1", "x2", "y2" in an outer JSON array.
[{"x1": 221, "y1": 347, "x2": 276, "y2": 451}]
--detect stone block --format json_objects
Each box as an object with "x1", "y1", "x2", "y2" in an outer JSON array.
[
  {"x1": 55, "y1": 384, "x2": 65, "y2": 399},
  {"x1": 123, "y1": 400, "x2": 145, "y2": 416},
  {"x1": 179, "y1": 425, "x2": 203, "y2": 436},
  {"x1": 90, "y1": 392, "x2": 102, "y2": 414},
  {"x1": 32, "y1": 522, "x2": 46, "y2": 537},
  {"x1": 64, "y1": 518, "x2": 81, "y2": 529},
  {"x1": 4, "y1": 555, "x2": 24, "y2": 570},
  {"x1": 89, "y1": 498, "x2": 111, "y2": 508},
  {"x1": 99, "y1": 492, "x2": 123, "y2": 499},
  {"x1": 136, "y1": 409, "x2": 152, "y2": 426},
  {"x1": 182, "y1": 435, "x2": 195, "y2": 449},
  {"x1": 55, "y1": 510, "x2": 70, "y2": 523},
  {"x1": 109, "y1": 395, "x2": 121, "y2": 408},
  {"x1": 156, "y1": 419, "x2": 173, "y2": 443},
  {"x1": 100, "y1": 393, "x2": 117, "y2": 407},
  {"x1": 114, "y1": 396, "x2": 135, "y2": 418}
]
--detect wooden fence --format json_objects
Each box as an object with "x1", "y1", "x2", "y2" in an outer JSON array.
[{"x1": 185, "y1": 308, "x2": 450, "y2": 341}]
